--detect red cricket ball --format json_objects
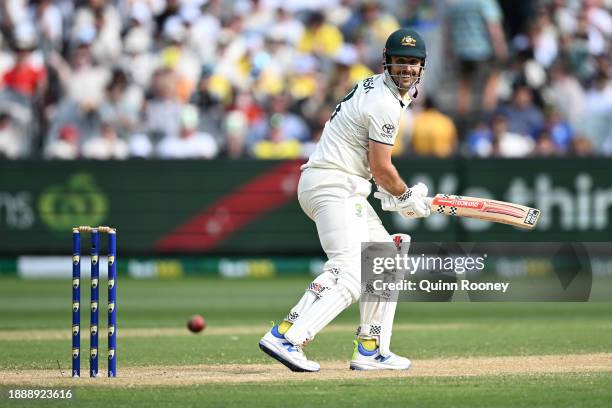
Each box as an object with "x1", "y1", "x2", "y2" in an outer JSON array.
[{"x1": 187, "y1": 314, "x2": 206, "y2": 333}]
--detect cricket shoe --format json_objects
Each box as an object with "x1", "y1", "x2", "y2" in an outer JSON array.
[
  {"x1": 259, "y1": 324, "x2": 320, "y2": 372},
  {"x1": 349, "y1": 341, "x2": 412, "y2": 371}
]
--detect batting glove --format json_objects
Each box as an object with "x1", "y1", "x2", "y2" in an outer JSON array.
[{"x1": 374, "y1": 183, "x2": 431, "y2": 218}]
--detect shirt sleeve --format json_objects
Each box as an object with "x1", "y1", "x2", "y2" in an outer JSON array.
[
  {"x1": 481, "y1": 0, "x2": 502, "y2": 23},
  {"x1": 366, "y1": 100, "x2": 401, "y2": 146}
]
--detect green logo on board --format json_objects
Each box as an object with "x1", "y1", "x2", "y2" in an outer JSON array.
[{"x1": 38, "y1": 174, "x2": 108, "y2": 231}]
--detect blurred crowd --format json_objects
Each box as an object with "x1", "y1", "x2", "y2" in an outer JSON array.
[{"x1": 0, "y1": 0, "x2": 610, "y2": 160}]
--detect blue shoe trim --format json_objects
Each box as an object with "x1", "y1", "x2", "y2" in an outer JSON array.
[
  {"x1": 282, "y1": 341, "x2": 299, "y2": 352},
  {"x1": 357, "y1": 343, "x2": 378, "y2": 357},
  {"x1": 375, "y1": 354, "x2": 391, "y2": 362},
  {"x1": 271, "y1": 325, "x2": 285, "y2": 339},
  {"x1": 258, "y1": 342, "x2": 318, "y2": 372}
]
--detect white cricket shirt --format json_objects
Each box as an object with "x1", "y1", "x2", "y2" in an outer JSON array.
[{"x1": 302, "y1": 73, "x2": 412, "y2": 180}]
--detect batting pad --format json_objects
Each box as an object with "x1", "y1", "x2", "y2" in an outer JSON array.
[
  {"x1": 284, "y1": 266, "x2": 339, "y2": 323},
  {"x1": 284, "y1": 276, "x2": 358, "y2": 347},
  {"x1": 358, "y1": 233, "x2": 411, "y2": 355}
]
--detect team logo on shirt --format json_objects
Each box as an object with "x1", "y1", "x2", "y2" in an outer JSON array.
[
  {"x1": 382, "y1": 124, "x2": 395, "y2": 137},
  {"x1": 401, "y1": 36, "x2": 416, "y2": 47},
  {"x1": 363, "y1": 77, "x2": 374, "y2": 93},
  {"x1": 355, "y1": 203, "x2": 363, "y2": 218}
]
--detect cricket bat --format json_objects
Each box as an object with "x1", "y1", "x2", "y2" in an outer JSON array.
[{"x1": 421, "y1": 194, "x2": 541, "y2": 229}]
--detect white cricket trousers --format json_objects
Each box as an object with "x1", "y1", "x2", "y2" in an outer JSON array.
[{"x1": 282, "y1": 168, "x2": 391, "y2": 346}]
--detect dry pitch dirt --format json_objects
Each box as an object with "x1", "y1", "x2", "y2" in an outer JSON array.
[
  {"x1": 1, "y1": 354, "x2": 611, "y2": 387},
  {"x1": 2, "y1": 324, "x2": 611, "y2": 387},
  {"x1": 0, "y1": 323, "x2": 468, "y2": 341}
]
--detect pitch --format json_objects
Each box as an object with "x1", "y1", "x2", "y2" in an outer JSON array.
[{"x1": 1, "y1": 277, "x2": 611, "y2": 407}]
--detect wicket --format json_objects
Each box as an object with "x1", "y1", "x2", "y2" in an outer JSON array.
[{"x1": 72, "y1": 226, "x2": 117, "y2": 378}]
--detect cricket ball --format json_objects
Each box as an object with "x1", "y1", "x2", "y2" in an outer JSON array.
[{"x1": 187, "y1": 314, "x2": 206, "y2": 333}]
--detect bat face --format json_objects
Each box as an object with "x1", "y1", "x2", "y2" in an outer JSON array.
[{"x1": 431, "y1": 194, "x2": 540, "y2": 229}]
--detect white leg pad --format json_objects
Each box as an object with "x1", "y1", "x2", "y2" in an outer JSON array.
[
  {"x1": 284, "y1": 267, "x2": 339, "y2": 323},
  {"x1": 285, "y1": 272, "x2": 361, "y2": 347},
  {"x1": 358, "y1": 233, "x2": 411, "y2": 355}
]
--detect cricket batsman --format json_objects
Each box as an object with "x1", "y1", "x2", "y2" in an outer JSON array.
[{"x1": 259, "y1": 28, "x2": 431, "y2": 371}]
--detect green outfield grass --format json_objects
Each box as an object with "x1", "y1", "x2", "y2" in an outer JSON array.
[
  {"x1": 1, "y1": 276, "x2": 611, "y2": 407},
  {"x1": 3, "y1": 374, "x2": 612, "y2": 408}
]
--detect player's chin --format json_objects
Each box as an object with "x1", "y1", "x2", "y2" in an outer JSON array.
[{"x1": 399, "y1": 79, "x2": 415, "y2": 89}]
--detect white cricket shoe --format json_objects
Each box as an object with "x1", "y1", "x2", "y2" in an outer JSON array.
[
  {"x1": 259, "y1": 324, "x2": 320, "y2": 372},
  {"x1": 349, "y1": 341, "x2": 412, "y2": 371}
]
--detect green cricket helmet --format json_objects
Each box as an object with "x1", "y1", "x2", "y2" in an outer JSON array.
[{"x1": 383, "y1": 28, "x2": 427, "y2": 93}]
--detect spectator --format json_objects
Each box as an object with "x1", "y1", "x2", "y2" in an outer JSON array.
[
  {"x1": 120, "y1": 2, "x2": 153, "y2": 34},
  {"x1": 44, "y1": 124, "x2": 80, "y2": 160},
  {"x1": 545, "y1": 60, "x2": 585, "y2": 128},
  {"x1": 157, "y1": 104, "x2": 219, "y2": 159},
  {"x1": 119, "y1": 5, "x2": 158, "y2": 89},
  {"x1": 288, "y1": 54, "x2": 320, "y2": 102},
  {"x1": 579, "y1": 72, "x2": 612, "y2": 151},
  {"x1": 571, "y1": 134, "x2": 594, "y2": 156},
  {"x1": 496, "y1": 84, "x2": 544, "y2": 138},
  {"x1": 144, "y1": 68, "x2": 183, "y2": 141},
  {"x1": 491, "y1": 114, "x2": 535, "y2": 158},
  {"x1": 159, "y1": 15, "x2": 200, "y2": 102},
  {"x1": 344, "y1": 1, "x2": 399, "y2": 67},
  {"x1": 190, "y1": 66, "x2": 225, "y2": 138},
  {"x1": 82, "y1": 122, "x2": 129, "y2": 160},
  {"x1": 253, "y1": 28, "x2": 296, "y2": 97},
  {"x1": 267, "y1": 6, "x2": 304, "y2": 46},
  {"x1": 541, "y1": 107, "x2": 574, "y2": 153},
  {"x1": 214, "y1": 16, "x2": 252, "y2": 91},
  {"x1": 98, "y1": 69, "x2": 139, "y2": 140},
  {"x1": 0, "y1": 88, "x2": 32, "y2": 146},
  {"x1": 183, "y1": 2, "x2": 221, "y2": 65},
  {"x1": 584, "y1": 0, "x2": 612, "y2": 39},
  {"x1": 128, "y1": 133, "x2": 155, "y2": 159},
  {"x1": 252, "y1": 117, "x2": 303, "y2": 159},
  {"x1": 1, "y1": 24, "x2": 46, "y2": 100},
  {"x1": 223, "y1": 110, "x2": 248, "y2": 159},
  {"x1": 154, "y1": 0, "x2": 180, "y2": 37},
  {"x1": 72, "y1": 0, "x2": 122, "y2": 65},
  {"x1": 535, "y1": 132, "x2": 559, "y2": 157},
  {"x1": 466, "y1": 122, "x2": 494, "y2": 157},
  {"x1": 445, "y1": 0, "x2": 508, "y2": 114},
  {"x1": 328, "y1": 44, "x2": 373, "y2": 103},
  {"x1": 228, "y1": 90, "x2": 266, "y2": 138},
  {"x1": 50, "y1": 26, "x2": 110, "y2": 108},
  {"x1": 552, "y1": 0, "x2": 577, "y2": 35},
  {"x1": 0, "y1": 0, "x2": 609, "y2": 159},
  {"x1": 298, "y1": 11, "x2": 344, "y2": 58},
  {"x1": 29, "y1": 0, "x2": 63, "y2": 52},
  {"x1": 529, "y1": 6, "x2": 559, "y2": 69},
  {"x1": 0, "y1": 111, "x2": 21, "y2": 159},
  {"x1": 558, "y1": 33, "x2": 594, "y2": 82},
  {"x1": 501, "y1": 42, "x2": 547, "y2": 93},
  {"x1": 241, "y1": 0, "x2": 275, "y2": 35},
  {"x1": 44, "y1": 26, "x2": 109, "y2": 149},
  {"x1": 575, "y1": 8, "x2": 606, "y2": 56},
  {"x1": 410, "y1": 97, "x2": 457, "y2": 157},
  {"x1": 247, "y1": 93, "x2": 310, "y2": 148}
]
